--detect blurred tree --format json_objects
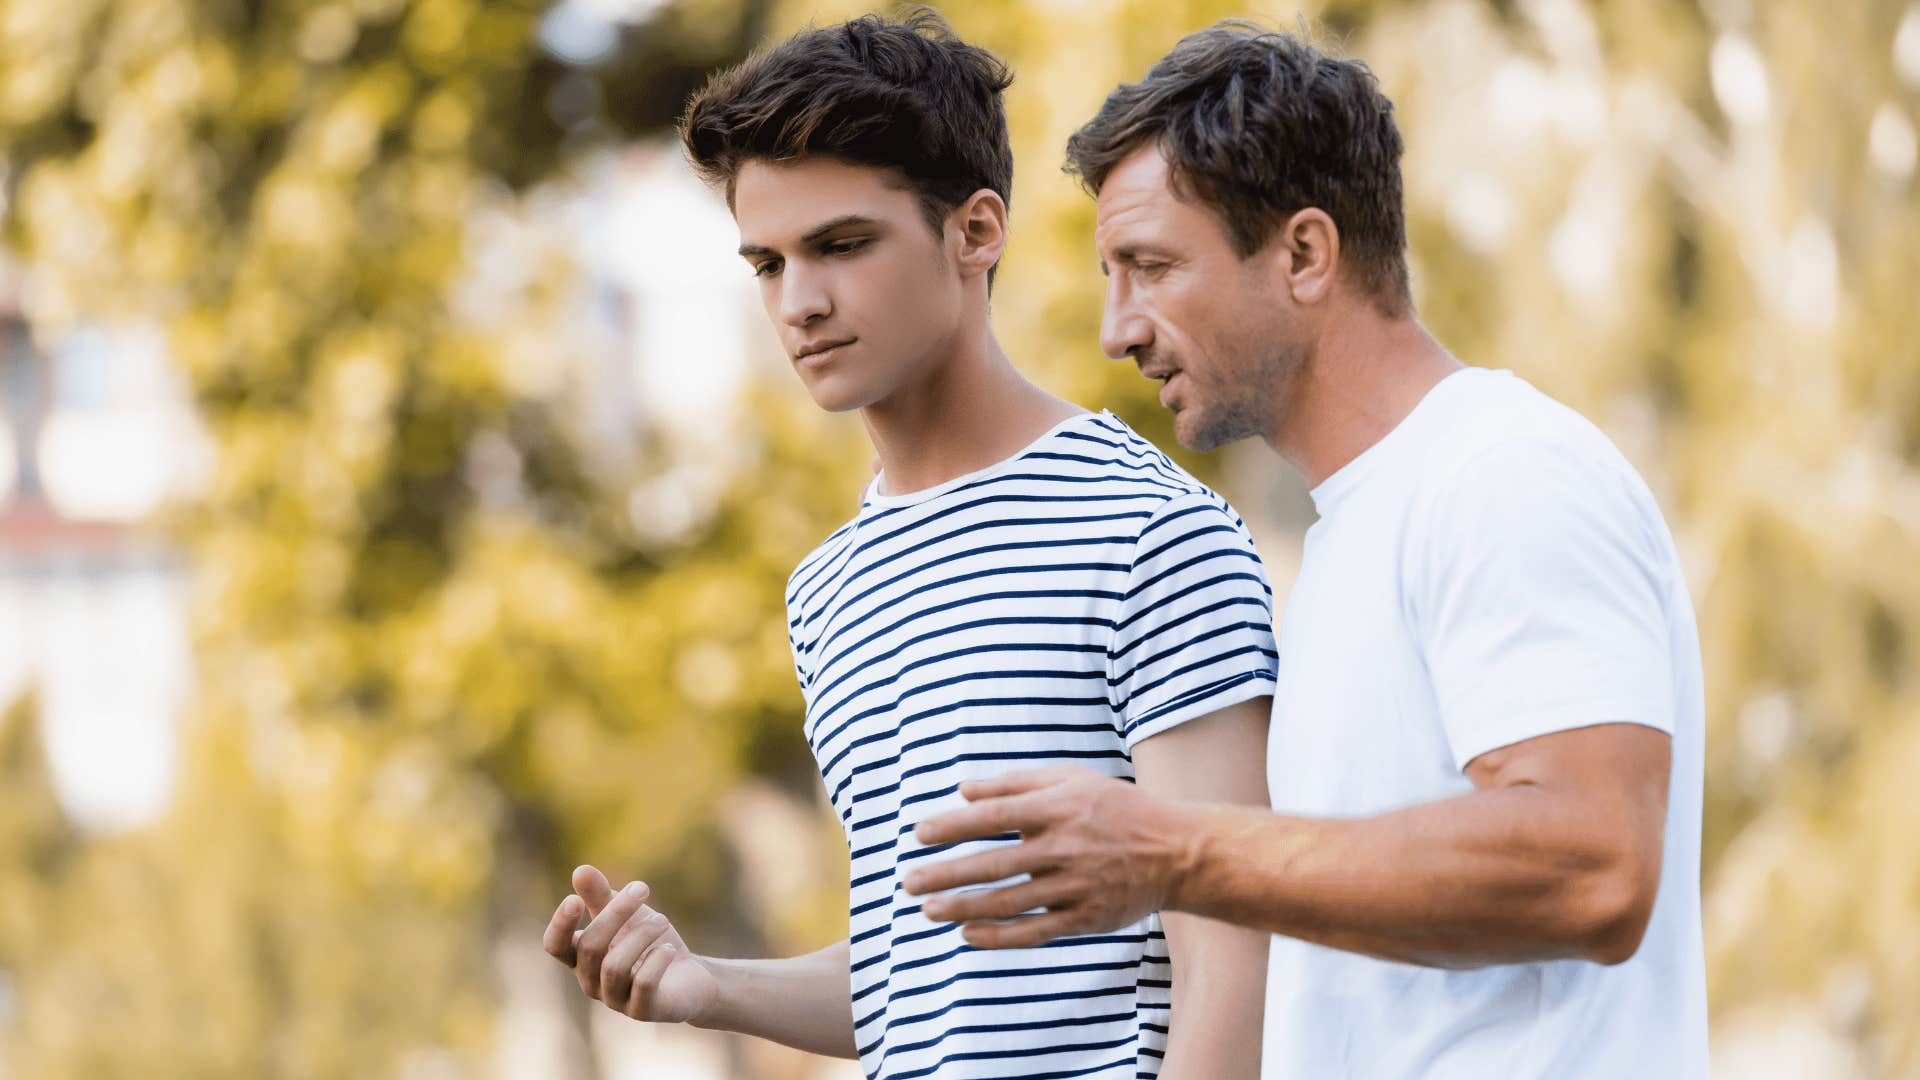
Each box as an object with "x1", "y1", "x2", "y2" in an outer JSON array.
[
  {"x1": 0, "y1": 0, "x2": 869, "y2": 1076},
  {"x1": 0, "y1": 694, "x2": 72, "y2": 1019},
  {"x1": 0, "y1": 0, "x2": 1915, "y2": 1076}
]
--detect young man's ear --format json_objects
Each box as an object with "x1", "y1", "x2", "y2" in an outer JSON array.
[{"x1": 950, "y1": 189, "x2": 1009, "y2": 281}]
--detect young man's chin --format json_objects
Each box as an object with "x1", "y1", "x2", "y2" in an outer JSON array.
[{"x1": 800, "y1": 377, "x2": 882, "y2": 415}]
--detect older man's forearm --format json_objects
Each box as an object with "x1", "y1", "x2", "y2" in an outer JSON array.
[{"x1": 1169, "y1": 784, "x2": 1660, "y2": 970}]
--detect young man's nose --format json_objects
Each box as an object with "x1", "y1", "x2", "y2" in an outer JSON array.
[{"x1": 777, "y1": 266, "x2": 833, "y2": 328}]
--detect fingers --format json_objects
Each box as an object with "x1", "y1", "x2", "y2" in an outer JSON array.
[
  {"x1": 573, "y1": 882, "x2": 650, "y2": 999},
  {"x1": 625, "y1": 942, "x2": 681, "y2": 1020},
  {"x1": 601, "y1": 911, "x2": 674, "y2": 1009},
  {"x1": 957, "y1": 766, "x2": 1075, "y2": 803},
  {"x1": 961, "y1": 909, "x2": 1088, "y2": 950},
  {"x1": 572, "y1": 864, "x2": 616, "y2": 917},
  {"x1": 913, "y1": 790, "x2": 1051, "y2": 848},
  {"x1": 903, "y1": 841, "x2": 1054, "y2": 898},
  {"x1": 542, "y1": 894, "x2": 586, "y2": 967},
  {"x1": 920, "y1": 875, "x2": 1078, "y2": 925}
]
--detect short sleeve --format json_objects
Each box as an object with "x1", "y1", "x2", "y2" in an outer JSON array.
[
  {"x1": 1407, "y1": 437, "x2": 1678, "y2": 771},
  {"x1": 1108, "y1": 492, "x2": 1279, "y2": 748}
]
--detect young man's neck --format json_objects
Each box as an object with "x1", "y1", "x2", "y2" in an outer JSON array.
[
  {"x1": 861, "y1": 322, "x2": 1082, "y2": 497},
  {"x1": 1269, "y1": 303, "x2": 1463, "y2": 489}
]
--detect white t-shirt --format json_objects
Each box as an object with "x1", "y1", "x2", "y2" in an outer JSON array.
[
  {"x1": 1263, "y1": 367, "x2": 1707, "y2": 1078},
  {"x1": 787, "y1": 411, "x2": 1279, "y2": 1080}
]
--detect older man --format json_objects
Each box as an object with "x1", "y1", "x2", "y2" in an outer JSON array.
[{"x1": 905, "y1": 23, "x2": 1708, "y2": 1079}]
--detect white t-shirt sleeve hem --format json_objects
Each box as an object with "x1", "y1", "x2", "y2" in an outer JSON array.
[
  {"x1": 1447, "y1": 701, "x2": 1674, "y2": 772},
  {"x1": 1407, "y1": 433, "x2": 1682, "y2": 776}
]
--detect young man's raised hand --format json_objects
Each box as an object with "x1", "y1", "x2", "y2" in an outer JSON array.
[
  {"x1": 540, "y1": 863, "x2": 859, "y2": 1059},
  {"x1": 541, "y1": 864, "x2": 718, "y2": 1025}
]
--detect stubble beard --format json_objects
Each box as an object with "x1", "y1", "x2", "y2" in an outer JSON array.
[{"x1": 1180, "y1": 339, "x2": 1304, "y2": 453}]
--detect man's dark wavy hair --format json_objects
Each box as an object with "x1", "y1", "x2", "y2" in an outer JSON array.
[
  {"x1": 1066, "y1": 22, "x2": 1411, "y2": 316},
  {"x1": 678, "y1": 7, "x2": 1014, "y2": 280}
]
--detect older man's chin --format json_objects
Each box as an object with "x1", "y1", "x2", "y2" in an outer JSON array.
[{"x1": 1171, "y1": 404, "x2": 1245, "y2": 454}]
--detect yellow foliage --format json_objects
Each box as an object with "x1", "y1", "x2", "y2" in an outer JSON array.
[{"x1": 0, "y1": 0, "x2": 1913, "y2": 1075}]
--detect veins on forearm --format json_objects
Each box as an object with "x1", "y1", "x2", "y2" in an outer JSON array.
[{"x1": 1175, "y1": 793, "x2": 1620, "y2": 968}]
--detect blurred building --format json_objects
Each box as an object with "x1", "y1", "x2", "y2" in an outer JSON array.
[{"x1": 0, "y1": 261, "x2": 202, "y2": 832}]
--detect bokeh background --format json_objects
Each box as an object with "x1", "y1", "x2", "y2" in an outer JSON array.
[{"x1": 0, "y1": 0, "x2": 1914, "y2": 1076}]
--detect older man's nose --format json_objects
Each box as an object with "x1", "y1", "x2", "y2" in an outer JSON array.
[{"x1": 1099, "y1": 282, "x2": 1152, "y2": 361}]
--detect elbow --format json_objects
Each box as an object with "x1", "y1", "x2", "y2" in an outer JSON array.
[{"x1": 1569, "y1": 856, "x2": 1660, "y2": 966}]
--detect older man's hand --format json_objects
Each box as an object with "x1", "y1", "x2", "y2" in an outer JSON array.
[{"x1": 901, "y1": 764, "x2": 1201, "y2": 949}]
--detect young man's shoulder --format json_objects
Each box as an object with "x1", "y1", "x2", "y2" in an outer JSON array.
[
  {"x1": 1071, "y1": 409, "x2": 1251, "y2": 492},
  {"x1": 1014, "y1": 412, "x2": 1261, "y2": 560},
  {"x1": 779, "y1": 413, "x2": 1255, "y2": 607},
  {"x1": 784, "y1": 516, "x2": 860, "y2": 614}
]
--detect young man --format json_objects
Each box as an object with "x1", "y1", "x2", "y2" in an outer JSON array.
[
  {"x1": 906, "y1": 22, "x2": 1710, "y2": 1080},
  {"x1": 541, "y1": 12, "x2": 1276, "y2": 1079}
]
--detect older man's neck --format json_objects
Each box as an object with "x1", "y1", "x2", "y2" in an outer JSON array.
[{"x1": 1272, "y1": 311, "x2": 1463, "y2": 490}]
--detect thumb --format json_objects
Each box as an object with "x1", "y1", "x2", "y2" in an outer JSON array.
[{"x1": 572, "y1": 864, "x2": 615, "y2": 915}]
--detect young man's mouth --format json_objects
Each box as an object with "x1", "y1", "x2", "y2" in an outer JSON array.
[{"x1": 795, "y1": 338, "x2": 857, "y2": 366}]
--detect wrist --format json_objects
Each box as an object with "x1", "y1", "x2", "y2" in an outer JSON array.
[
  {"x1": 684, "y1": 955, "x2": 729, "y2": 1031},
  {"x1": 1158, "y1": 801, "x2": 1213, "y2": 914}
]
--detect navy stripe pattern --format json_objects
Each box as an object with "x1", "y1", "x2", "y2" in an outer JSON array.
[{"x1": 786, "y1": 412, "x2": 1278, "y2": 1080}]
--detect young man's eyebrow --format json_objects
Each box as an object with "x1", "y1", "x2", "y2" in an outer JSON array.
[
  {"x1": 801, "y1": 214, "x2": 881, "y2": 243},
  {"x1": 737, "y1": 215, "x2": 883, "y2": 258}
]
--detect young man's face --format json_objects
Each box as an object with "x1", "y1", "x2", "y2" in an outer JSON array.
[
  {"x1": 734, "y1": 157, "x2": 964, "y2": 413},
  {"x1": 1094, "y1": 145, "x2": 1304, "y2": 451}
]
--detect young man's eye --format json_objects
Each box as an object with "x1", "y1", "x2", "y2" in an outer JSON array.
[
  {"x1": 823, "y1": 239, "x2": 870, "y2": 257},
  {"x1": 753, "y1": 259, "x2": 783, "y2": 278}
]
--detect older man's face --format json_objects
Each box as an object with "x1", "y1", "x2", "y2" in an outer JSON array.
[{"x1": 1093, "y1": 145, "x2": 1303, "y2": 451}]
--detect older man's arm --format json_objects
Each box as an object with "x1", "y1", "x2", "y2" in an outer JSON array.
[
  {"x1": 1129, "y1": 697, "x2": 1271, "y2": 1080},
  {"x1": 905, "y1": 721, "x2": 1668, "y2": 970}
]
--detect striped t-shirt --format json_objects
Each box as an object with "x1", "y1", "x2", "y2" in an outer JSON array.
[{"x1": 785, "y1": 411, "x2": 1279, "y2": 1080}]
